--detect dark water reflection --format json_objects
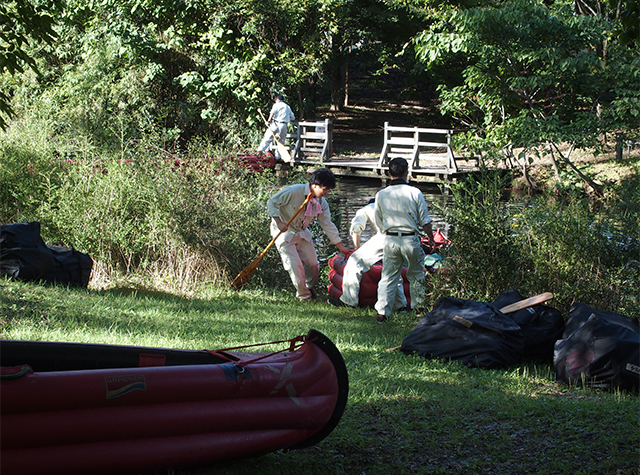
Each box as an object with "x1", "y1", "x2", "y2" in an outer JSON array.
[{"x1": 333, "y1": 177, "x2": 452, "y2": 246}]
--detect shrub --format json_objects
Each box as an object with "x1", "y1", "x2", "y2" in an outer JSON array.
[
  {"x1": 431, "y1": 170, "x2": 639, "y2": 319},
  {"x1": 431, "y1": 171, "x2": 524, "y2": 302}
]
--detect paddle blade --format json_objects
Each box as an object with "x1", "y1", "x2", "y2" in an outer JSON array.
[
  {"x1": 276, "y1": 141, "x2": 292, "y2": 163},
  {"x1": 231, "y1": 256, "x2": 262, "y2": 290},
  {"x1": 499, "y1": 292, "x2": 553, "y2": 314}
]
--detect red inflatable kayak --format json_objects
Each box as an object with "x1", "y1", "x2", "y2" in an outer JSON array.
[
  {"x1": 0, "y1": 330, "x2": 348, "y2": 475},
  {"x1": 328, "y1": 230, "x2": 450, "y2": 308},
  {"x1": 328, "y1": 253, "x2": 411, "y2": 308}
]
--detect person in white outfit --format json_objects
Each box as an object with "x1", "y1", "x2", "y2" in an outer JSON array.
[
  {"x1": 267, "y1": 168, "x2": 350, "y2": 301},
  {"x1": 257, "y1": 94, "x2": 295, "y2": 161},
  {"x1": 327, "y1": 199, "x2": 407, "y2": 310},
  {"x1": 374, "y1": 158, "x2": 433, "y2": 322}
]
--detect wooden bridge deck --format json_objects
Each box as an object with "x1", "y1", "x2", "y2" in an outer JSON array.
[{"x1": 282, "y1": 154, "x2": 480, "y2": 185}]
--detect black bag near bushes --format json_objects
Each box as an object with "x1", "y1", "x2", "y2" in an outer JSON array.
[
  {"x1": 0, "y1": 222, "x2": 55, "y2": 280},
  {"x1": 401, "y1": 297, "x2": 525, "y2": 368},
  {"x1": 491, "y1": 289, "x2": 565, "y2": 362},
  {"x1": 0, "y1": 222, "x2": 93, "y2": 288},
  {"x1": 554, "y1": 303, "x2": 639, "y2": 390}
]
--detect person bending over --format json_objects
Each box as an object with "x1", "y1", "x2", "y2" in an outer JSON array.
[
  {"x1": 267, "y1": 168, "x2": 350, "y2": 301},
  {"x1": 327, "y1": 198, "x2": 407, "y2": 310}
]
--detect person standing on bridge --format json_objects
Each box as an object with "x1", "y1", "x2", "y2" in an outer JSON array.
[
  {"x1": 327, "y1": 198, "x2": 407, "y2": 310},
  {"x1": 373, "y1": 158, "x2": 433, "y2": 323},
  {"x1": 257, "y1": 94, "x2": 295, "y2": 161},
  {"x1": 268, "y1": 168, "x2": 350, "y2": 301}
]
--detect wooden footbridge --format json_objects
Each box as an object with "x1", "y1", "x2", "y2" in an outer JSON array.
[{"x1": 274, "y1": 120, "x2": 481, "y2": 184}]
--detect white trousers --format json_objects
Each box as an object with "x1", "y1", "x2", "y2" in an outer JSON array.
[
  {"x1": 257, "y1": 122, "x2": 288, "y2": 159},
  {"x1": 375, "y1": 234, "x2": 425, "y2": 316},
  {"x1": 275, "y1": 234, "x2": 318, "y2": 300},
  {"x1": 341, "y1": 234, "x2": 407, "y2": 309}
]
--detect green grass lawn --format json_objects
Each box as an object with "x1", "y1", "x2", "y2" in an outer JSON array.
[{"x1": 1, "y1": 278, "x2": 638, "y2": 475}]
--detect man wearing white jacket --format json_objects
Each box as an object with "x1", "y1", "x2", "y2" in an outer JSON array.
[
  {"x1": 257, "y1": 94, "x2": 295, "y2": 161},
  {"x1": 268, "y1": 168, "x2": 349, "y2": 301},
  {"x1": 374, "y1": 158, "x2": 433, "y2": 322},
  {"x1": 327, "y1": 199, "x2": 407, "y2": 310}
]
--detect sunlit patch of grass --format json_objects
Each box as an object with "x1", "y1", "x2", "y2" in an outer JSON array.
[{"x1": 1, "y1": 277, "x2": 638, "y2": 475}]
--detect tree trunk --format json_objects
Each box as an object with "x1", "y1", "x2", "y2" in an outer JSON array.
[{"x1": 551, "y1": 142, "x2": 603, "y2": 196}]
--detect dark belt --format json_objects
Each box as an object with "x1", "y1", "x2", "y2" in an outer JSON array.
[{"x1": 386, "y1": 231, "x2": 416, "y2": 237}]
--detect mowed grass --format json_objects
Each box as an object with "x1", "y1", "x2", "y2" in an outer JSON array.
[{"x1": 1, "y1": 278, "x2": 638, "y2": 475}]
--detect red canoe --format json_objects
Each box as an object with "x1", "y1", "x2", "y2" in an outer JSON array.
[
  {"x1": 328, "y1": 230, "x2": 450, "y2": 308},
  {"x1": 0, "y1": 329, "x2": 348, "y2": 475}
]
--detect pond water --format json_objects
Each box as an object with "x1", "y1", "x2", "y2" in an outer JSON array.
[{"x1": 333, "y1": 177, "x2": 453, "y2": 246}]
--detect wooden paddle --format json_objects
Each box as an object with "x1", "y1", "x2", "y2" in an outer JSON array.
[
  {"x1": 231, "y1": 193, "x2": 313, "y2": 290},
  {"x1": 498, "y1": 292, "x2": 554, "y2": 314},
  {"x1": 258, "y1": 108, "x2": 292, "y2": 163},
  {"x1": 384, "y1": 292, "x2": 554, "y2": 351}
]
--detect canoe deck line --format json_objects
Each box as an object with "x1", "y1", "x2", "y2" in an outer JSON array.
[{"x1": 0, "y1": 329, "x2": 349, "y2": 475}]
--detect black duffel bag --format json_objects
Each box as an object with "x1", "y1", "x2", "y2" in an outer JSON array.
[
  {"x1": 0, "y1": 222, "x2": 93, "y2": 288},
  {"x1": 401, "y1": 297, "x2": 525, "y2": 368},
  {"x1": 491, "y1": 289, "x2": 565, "y2": 362},
  {"x1": 0, "y1": 222, "x2": 55, "y2": 280},
  {"x1": 554, "y1": 302, "x2": 639, "y2": 390}
]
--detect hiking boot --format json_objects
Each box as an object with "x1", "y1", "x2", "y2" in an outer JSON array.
[
  {"x1": 376, "y1": 314, "x2": 387, "y2": 323},
  {"x1": 327, "y1": 298, "x2": 350, "y2": 308}
]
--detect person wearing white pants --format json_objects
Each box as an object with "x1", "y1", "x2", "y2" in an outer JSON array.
[
  {"x1": 257, "y1": 94, "x2": 295, "y2": 161},
  {"x1": 328, "y1": 200, "x2": 407, "y2": 309},
  {"x1": 268, "y1": 168, "x2": 350, "y2": 301},
  {"x1": 373, "y1": 158, "x2": 434, "y2": 322}
]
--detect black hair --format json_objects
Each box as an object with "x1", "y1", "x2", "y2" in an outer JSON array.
[
  {"x1": 388, "y1": 157, "x2": 408, "y2": 178},
  {"x1": 368, "y1": 198, "x2": 375, "y2": 204},
  {"x1": 309, "y1": 168, "x2": 336, "y2": 189},
  {"x1": 274, "y1": 94, "x2": 284, "y2": 101}
]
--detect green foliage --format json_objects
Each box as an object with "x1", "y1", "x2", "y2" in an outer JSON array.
[
  {"x1": 0, "y1": 117, "x2": 290, "y2": 292},
  {"x1": 431, "y1": 172, "x2": 523, "y2": 302},
  {"x1": 414, "y1": 0, "x2": 640, "y2": 178},
  {"x1": 432, "y1": 170, "x2": 639, "y2": 318},
  {"x1": 0, "y1": 0, "x2": 61, "y2": 129}
]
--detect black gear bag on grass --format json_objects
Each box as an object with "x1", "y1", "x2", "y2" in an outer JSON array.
[
  {"x1": 554, "y1": 302, "x2": 639, "y2": 390},
  {"x1": 491, "y1": 289, "x2": 565, "y2": 362},
  {"x1": 0, "y1": 222, "x2": 93, "y2": 288},
  {"x1": 401, "y1": 297, "x2": 525, "y2": 368}
]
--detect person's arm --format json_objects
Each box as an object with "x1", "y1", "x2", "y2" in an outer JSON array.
[
  {"x1": 422, "y1": 221, "x2": 434, "y2": 243},
  {"x1": 267, "y1": 186, "x2": 294, "y2": 233},
  {"x1": 273, "y1": 216, "x2": 288, "y2": 233},
  {"x1": 316, "y1": 199, "x2": 350, "y2": 255},
  {"x1": 351, "y1": 232, "x2": 361, "y2": 250}
]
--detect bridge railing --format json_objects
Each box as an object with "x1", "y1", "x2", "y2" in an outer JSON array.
[
  {"x1": 377, "y1": 122, "x2": 459, "y2": 173},
  {"x1": 287, "y1": 119, "x2": 333, "y2": 163}
]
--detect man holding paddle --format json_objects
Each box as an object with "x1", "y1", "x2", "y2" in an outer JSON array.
[
  {"x1": 257, "y1": 94, "x2": 295, "y2": 162},
  {"x1": 268, "y1": 168, "x2": 350, "y2": 301}
]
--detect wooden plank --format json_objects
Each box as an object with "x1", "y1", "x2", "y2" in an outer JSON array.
[
  {"x1": 417, "y1": 141, "x2": 448, "y2": 148},
  {"x1": 301, "y1": 132, "x2": 327, "y2": 139},
  {"x1": 388, "y1": 137, "x2": 417, "y2": 145}
]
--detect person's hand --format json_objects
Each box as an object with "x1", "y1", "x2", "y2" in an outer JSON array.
[
  {"x1": 274, "y1": 217, "x2": 288, "y2": 233},
  {"x1": 336, "y1": 242, "x2": 350, "y2": 255}
]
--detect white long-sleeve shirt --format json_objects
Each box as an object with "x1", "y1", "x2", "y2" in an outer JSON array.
[
  {"x1": 267, "y1": 183, "x2": 342, "y2": 245},
  {"x1": 270, "y1": 101, "x2": 295, "y2": 124}
]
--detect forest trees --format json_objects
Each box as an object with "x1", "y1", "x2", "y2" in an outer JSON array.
[
  {"x1": 413, "y1": 0, "x2": 639, "y2": 191},
  {"x1": 1, "y1": 0, "x2": 435, "y2": 149},
  {"x1": 1, "y1": 0, "x2": 638, "y2": 156},
  {"x1": 0, "y1": 0, "x2": 60, "y2": 129}
]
